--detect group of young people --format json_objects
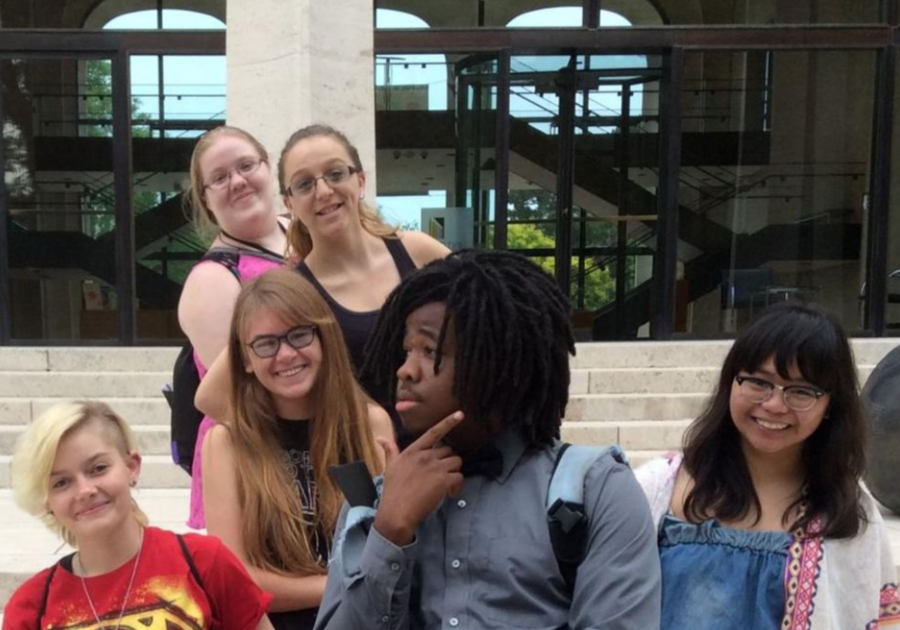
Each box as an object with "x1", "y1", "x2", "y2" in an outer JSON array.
[{"x1": 3, "y1": 123, "x2": 898, "y2": 630}]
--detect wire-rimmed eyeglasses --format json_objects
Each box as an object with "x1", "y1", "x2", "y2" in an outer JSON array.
[
  {"x1": 283, "y1": 165, "x2": 360, "y2": 197},
  {"x1": 734, "y1": 375, "x2": 826, "y2": 412}
]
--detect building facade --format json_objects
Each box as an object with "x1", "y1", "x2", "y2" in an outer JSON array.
[{"x1": 1, "y1": 0, "x2": 899, "y2": 344}]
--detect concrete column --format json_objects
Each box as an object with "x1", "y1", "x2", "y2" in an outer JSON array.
[{"x1": 226, "y1": 0, "x2": 377, "y2": 191}]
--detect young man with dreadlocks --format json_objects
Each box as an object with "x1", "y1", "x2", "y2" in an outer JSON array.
[{"x1": 314, "y1": 250, "x2": 661, "y2": 630}]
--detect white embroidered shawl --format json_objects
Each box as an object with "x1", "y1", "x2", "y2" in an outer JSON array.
[{"x1": 635, "y1": 453, "x2": 900, "y2": 630}]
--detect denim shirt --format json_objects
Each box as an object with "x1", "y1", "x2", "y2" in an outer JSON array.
[{"x1": 314, "y1": 430, "x2": 661, "y2": 630}]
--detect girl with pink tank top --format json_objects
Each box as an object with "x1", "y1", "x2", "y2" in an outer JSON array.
[{"x1": 177, "y1": 125, "x2": 290, "y2": 530}]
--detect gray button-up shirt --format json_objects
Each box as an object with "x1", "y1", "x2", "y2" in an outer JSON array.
[{"x1": 315, "y1": 431, "x2": 661, "y2": 630}]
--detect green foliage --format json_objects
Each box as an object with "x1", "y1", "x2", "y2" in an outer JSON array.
[
  {"x1": 507, "y1": 223, "x2": 614, "y2": 310},
  {"x1": 505, "y1": 188, "x2": 618, "y2": 311}
]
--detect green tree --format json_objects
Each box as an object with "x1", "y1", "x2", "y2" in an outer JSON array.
[{"x1": 507, "y1": 222, "x2": 615, "y2": 311}]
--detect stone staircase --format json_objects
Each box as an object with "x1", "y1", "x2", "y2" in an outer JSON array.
[{"x1": 1, "y1": 341, "x2": 898, "y2": 610}]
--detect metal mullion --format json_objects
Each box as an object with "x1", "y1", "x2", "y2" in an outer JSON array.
[
  {"x1": 864, "y1": 45, "x2": 896, "y2": 335},
  {"x1": 0, "y1": 30, "x2": 224, "y2": 55},
  {"x1": 494, "y1": 50, "x2": 511, "y2": 250},
  {"x1": 111, "y1": 50, "x2": 135, "y2": 344},
  {"x1": 651, "y1": 47, "x2": 685, "y2": 340},
  {"x1": 376, "y1": 26, "x2": 894, "y2": 54},
  {"x1": 0, "y1": 76, "x2": 10, "y2": 344}
]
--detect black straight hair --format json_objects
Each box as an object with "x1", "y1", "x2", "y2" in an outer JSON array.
[
  {"x1": 682, "y1": 301, "x2": 867, "y2": 538},
  {"x1": 360, "y1": 249, "x2": 575, "y2": 449}
]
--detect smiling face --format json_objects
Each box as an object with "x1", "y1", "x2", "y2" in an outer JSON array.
[
  {"x1": 46, "y1": 418, "x2": 141, "y2": 544},
  {"x1": 280, "y1": 135, "x2": 366, "y2": 240},
  {"x1": 198, "y1": 134, "x2": 274, "y2": 235},
  {"x1": 395, "y1": 302, "x2": 460, "y2": 437},
  {"x1": 730, "y1": 356, "x2": 830, "y2": 463},
  {"x1": 242, "y1": 308, "x2": 322, "y2": 419}
]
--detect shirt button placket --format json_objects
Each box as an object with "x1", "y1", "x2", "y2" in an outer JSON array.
[{"x1": 449, "y1": 618, "x2": 460, "y2": 627}]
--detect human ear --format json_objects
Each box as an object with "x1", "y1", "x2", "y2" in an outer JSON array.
[{"x1": 125, "y1": 451, "x2": 142, "y2": 483}]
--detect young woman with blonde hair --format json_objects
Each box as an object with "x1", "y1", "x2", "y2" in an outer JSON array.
[
  {"x1": 4, "y1": 400, "x2": 274, "y2": 630},
  {"x1": 197, "y1": 268, "x2": 390, "y2": 630}
]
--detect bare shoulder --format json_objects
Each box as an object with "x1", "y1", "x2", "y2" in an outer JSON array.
[
  {"x1": 366, "y1": 402, "x2": 394, "y2": 442},
  {"x1": 398, "y1": 230, "x2": 451, "y2": 267},
  {"x1": 178, "y1": 262, "x2": 241, "y2": 323},
  {"x1": 203, "y1": 422, "x2": 236, "y2": 461}
]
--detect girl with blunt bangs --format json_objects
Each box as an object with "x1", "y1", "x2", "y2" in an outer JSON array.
[
  {"x1": 197, "y1": 268, "x2": 390, "y2": 630},
  {"x1": 636, "y1": 302, "x2": 899, "y2": 630},
  {"x1": 5, "y1": 401, "x2": 275, "y2": 630}
]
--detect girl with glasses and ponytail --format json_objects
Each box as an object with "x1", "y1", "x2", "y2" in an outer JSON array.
[
  {"x1": 276, "y1": 126, "x2": 449, "y2": 434},
  {"x1": 635, "y1": 302, "x2": 898, "y2": 630},
  {"x1": 195, "y1": 268, "x2": 389, "y2": 630}
]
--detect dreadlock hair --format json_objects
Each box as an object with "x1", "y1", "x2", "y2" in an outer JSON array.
[
  {"x1": 682, "y1": 301, "x2": 867, "y2": 538},
  {"x1": 360, "y1": 249, "x2": 575, "y2": 449}
]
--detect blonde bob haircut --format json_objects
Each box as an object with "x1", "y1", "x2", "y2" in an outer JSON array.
[
  {"x1": 226, "y1": 268, "x2": 382, "y2": 575},
  {"x1": 277, "y1": 124, "x2": 396, "y2": 258},
  {"x1": 11, "y1": 400, "x2": 148, "y2": 548}
]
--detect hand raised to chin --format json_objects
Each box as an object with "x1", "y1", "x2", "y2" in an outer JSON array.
[{"x1": 373, "y1": 412, "x2": 465, "y2": 546}]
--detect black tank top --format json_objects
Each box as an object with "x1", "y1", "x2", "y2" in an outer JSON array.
[{"x1": 295, "y1": 237, "x2": 417, "y2": 384}]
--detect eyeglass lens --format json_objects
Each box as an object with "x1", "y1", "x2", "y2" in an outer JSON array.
[
  {"x1": 737, "y1": 376, "x2": 820, "y2": 411},
  {"x1": 249, "y1": 326, "x2": 316, "y2": 358},
  {"x1": 289, "y1": 166, "x2": 353, "y2": 196}
]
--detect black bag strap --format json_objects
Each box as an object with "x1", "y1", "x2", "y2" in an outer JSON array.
[
  {"x1": 199, "y1": 249, "x2": 243, "y2": 283},
  {"x1": 36, "y1": 562, "x2": 60, "y2": 628},
  {"x1": 176, "y1": 534, "x2": 206, "y2": 591}
]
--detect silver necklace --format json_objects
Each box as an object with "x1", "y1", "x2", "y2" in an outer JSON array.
[{"x1": 77, "y1": 528, "x2": 144, "y2": 630}]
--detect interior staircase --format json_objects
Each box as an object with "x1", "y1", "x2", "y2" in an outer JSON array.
[{"x1": 1, "y1": 340, "x2": 898, "y2": 610}]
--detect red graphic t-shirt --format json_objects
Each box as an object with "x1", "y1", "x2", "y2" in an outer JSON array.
[{"x1": 2, "y1": 526, "x2": 273, "y2": 630}]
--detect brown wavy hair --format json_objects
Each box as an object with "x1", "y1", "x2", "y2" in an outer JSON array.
[
  {"x1": 682, "y1": 302, "x2": 867, "y2": 538},
  {"x1": 185, "y1": 125, "x2": 270, "y2": 237},
  {"x1": 225, "y1": 268, "x2": 382, "y2": 575},
  {"x1": 277, "y1": 124, "x2": 396, "y2": 258}
]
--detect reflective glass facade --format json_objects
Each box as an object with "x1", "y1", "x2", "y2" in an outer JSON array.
[{"x1": 2, "y1": 0, "x2": 899, "y2": 343}]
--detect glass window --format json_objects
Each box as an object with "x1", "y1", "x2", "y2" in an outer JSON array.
[
  {"x1": 678, "y1": 50, "x2": 875, "y2": 336},
  {"x1": 886, "y1": 51, "x2": 900, "y2": 333},
  {"x1": 3, "y1": 56, "x2": 119, "y2": 340}
]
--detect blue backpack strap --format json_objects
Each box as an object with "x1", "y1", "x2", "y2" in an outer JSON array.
[{"x1": 546, "y1": 442, "x2": 627, "y2": 595}]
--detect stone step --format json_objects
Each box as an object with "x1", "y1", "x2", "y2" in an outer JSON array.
[
  {"x1": 0, "y1": 398, "x2": 171, "y2": 426},
  {"x1": 566, "y1": 393, "x2": 709, "y2": 422},
  {"x1": 570, "y1": 338, "x2": 899, "y2": 370},
  {"x1": 0, "y1": 425, "x2": 173, "y2": 457},
  {"x1": 0, "y1": 340, "x2": 895, "y2": 376},
  {"x1": 562, "y1": 420, "x2": 691, "y2": 451},
  {"x1": 0, "y1": 419, "x2": 691, "y2": 458},
  {"x1": 0, "y1": 347, "x2": 180, "y2": 373},
  {"x1": 0, "y1": 362, "x2": 876, "y2": 404},
  {"x1": 0, "y1": 455, "x2": 189, "y2": 490},
  {"x1": 0, "y1": 372, "x2": 170, "y2": 399}
]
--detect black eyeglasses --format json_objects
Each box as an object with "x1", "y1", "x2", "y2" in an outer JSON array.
[
  {"x1": 283, "y1": 165, "x2": 360, "y2": 197},
  {"x1": 247, "y1": 325, "x2": 318, "y2": 358},
  {"x1": 735, "y1": 375, "x2": 827, "y2": 412}
]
